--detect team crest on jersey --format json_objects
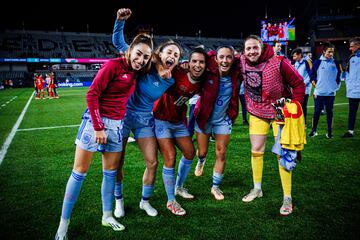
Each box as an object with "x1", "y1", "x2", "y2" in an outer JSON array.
[
  {"x1": 122, "y1": 74, "x2": 128, "y2": 79},
  {"x1": 153, "y1": 81, "x2": 160, "y2": 87},
  {"x1": 208, "y1": 80, "x2": 214, "y2": 85},
  {"x1": 82, "y1": 133, "x2": 92, "y2": 144}
]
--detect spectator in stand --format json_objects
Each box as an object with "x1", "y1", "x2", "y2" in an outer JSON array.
[
  {"x1": 292, "y1": 48, "x2": 312, "y2": 125},
  {"x1": 343, "y1": 37, "x2": 360, "y2": 138},
  {"x1": 309, "y1": 42, "x2": 341, "y2": 139},
  {"x1": 54, "y1": 26, "x2": 154, "y2": 239},
  {"x1": 240, "y1": 35, "x2": 304, "y2": 216}
]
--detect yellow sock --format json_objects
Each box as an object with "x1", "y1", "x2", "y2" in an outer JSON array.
[
  {"x1": 251, "y1": 151, "x2": 264, "y2": 185},
  {"x1": 279, "y1": 164, "x2": 292, "y2": 196}
]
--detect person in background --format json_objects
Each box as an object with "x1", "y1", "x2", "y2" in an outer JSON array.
[
  {"x1": 54, "y1": 28, "x2": 153, "y2": 239},
  {"x1": 292, "y1": 48, "x2": 312, "y2": 125},
  {"x1": 342, "y1": 37, "x2": 360, "y2": 138},
  {"x1": 240, "y1": 35, "x2": 304, "y2": 216},
  {"x1": 309, "y1": 42, "x2": 341, "y2": 139},
  {"x1": 273, "y1": 41, "x2": 282, "y2": 57}
]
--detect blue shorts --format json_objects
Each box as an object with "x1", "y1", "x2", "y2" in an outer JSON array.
[
  {"x1": 155, "y1": 119, "x2": 190, "y2": 139},
  {"x1": 122, "y1": 110, "x2": 155, "y2": 139},
  {"x1": 75, "y1": 111, "x2": 123, "y2": 153},
  {"x1": 195, "y1": 116, "x2": 232, "y2": 135}
]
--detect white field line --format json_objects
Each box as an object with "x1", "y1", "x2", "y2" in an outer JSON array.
[
  {"x1": 0, "y1": 94, "x2": 32, "y2": 165},
  {"x1": 17, "y1": 124, "x2": 79, "y2": 132},
  {"x1": 0, "y1": 96, "x2": 17, "y2": 110}
]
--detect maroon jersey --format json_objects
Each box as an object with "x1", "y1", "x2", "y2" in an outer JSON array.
[
  {"x1": 86, "y1": 58, "x2": 136, "y2": 131},
  {"x1": 153, "y1": 67, "x2": 203, "y2": 124}
]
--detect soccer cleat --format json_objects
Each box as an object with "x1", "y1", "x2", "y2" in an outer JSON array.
[
  {"x1": 325, "y1": 133, "x2": 333, "y2": 139},
  {"x1": 175, "y1": 187, "x2": 194, "y2": 199},
  {"x1": 242, "y1": 188, "x2": 263, "y2": 203},
  {"x1": 309, "y1": 130, "x2": 318, "y2": 137},
  {"x1": 280, "y1": 197, "x2": 293, "y2": 216},
  {"x1": 167, "y1": 200, "x2": 186, "y2": 216},
  {"x1": 211, "y1": 187, "x2": 224, "y2": 200},
  {"x1": 55, "y1": 232, "x2": 68, "y2": 240},
  {"x1": 139, "y1": 200, "x2": 158, "y2": 217},
  {"x1": 114, "y1": 198, "x2": 125, "y2": 218},
  {"x1": 194, "y1": 159, "x2": 206, "y2": 176},
  {"x1": 101, "y1": 216, "x2": 125, "y2": 231},
  {"x1": 342, "y1": 131, "x2": 354, "y2": 138}
]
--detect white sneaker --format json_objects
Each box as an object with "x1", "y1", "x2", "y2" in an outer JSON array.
[
  {"x1": 101, "y1": 216, "x2": 125, "y2": 231},
  {"x1": 127, "y1": 137, "x2": 136, "y2": 143},
  {"x1": 280, "y1": 197, "x2": 293, "y2": 216},
  {"x1": 211, "y1": 187, "x2": 224, "y2": 200},
  {"x1": 55, "y1": 232, "x2": 68, "y2": 240},
  {"x1": 167, "y1": 199, "x2": 186, "y2": 216},
  {"x1": 175, "y1": 187, "x2": 194, "y2": 199},
  {"x1": 242, "y1": 188, "x2": 263, "y2": 202},
  {"x1": 139, "y1": 200, "x2": 158, "y2": 217},
  {"x1": 114, "y1": 198, "x2": 125, "y2": 218}
]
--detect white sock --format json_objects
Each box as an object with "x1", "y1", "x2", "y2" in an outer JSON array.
[
  {"x1": 254, "y1": 182, "x2": 262, "y2": 190},
  {"x1": 57, "y1": 218, "x2": 70, "y2": 234},
  {"x1": 102, "y1": 211, "x2": 112, "y2": 219}
]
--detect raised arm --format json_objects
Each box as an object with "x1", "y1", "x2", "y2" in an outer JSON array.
[{"x1": 112, "y1": 8, "x2": 132, "y2": 53}]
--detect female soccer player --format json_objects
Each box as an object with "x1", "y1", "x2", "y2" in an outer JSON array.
[
  {"x1": 153, "y1": 47, "x2": 208, "y2": 215},
  {"x1": 111, "y1": 8, "x2": 182, "y2": 218},
  {"x1": 193, "y1": 46, "x2": 242, "y2": 201},
  {"x1": 240, "y1": 35, "x2": 304, "y2": 215},
  {"x1": 54, "y1": 29, "x2": 153, "y2": 239}
]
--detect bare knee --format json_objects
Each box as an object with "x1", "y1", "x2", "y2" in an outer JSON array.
[{"x1": 183, "y1": 148, "x2": 195, "y2": 160}]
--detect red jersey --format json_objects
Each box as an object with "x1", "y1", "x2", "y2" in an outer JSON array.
[
  {"x1": 35, "y1": 76, "x2": 44, "y2": 89},
  {"x1": 86, "y1": 58, "x2": 137, "y2": 131},
  {"x1": 153, "y1": 67, "x2": 203, "y2": 124}
]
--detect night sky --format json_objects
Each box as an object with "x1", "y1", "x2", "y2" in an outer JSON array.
[{"x1": 0, "y1": 0, "x2": 358, "y2": 44}]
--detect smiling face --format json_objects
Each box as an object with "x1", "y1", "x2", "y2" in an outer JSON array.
[
  {"x1": 244, "y1": 38, "x2": 262, "y2": 63},
  {"x1": 129, "y1": 43, "x2": 152, "y2": 71},
  {"x1": 159, "y1": 44, "x2": 181, "y2": 70},
  {"x1": 189, "y1": 52, "x2": 206, "y2": 79},
  {"x1": 216, "y1": 47, "x2": 234, "y2": 76}
]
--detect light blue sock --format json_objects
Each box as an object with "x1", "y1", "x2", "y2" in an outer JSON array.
[
  {"x1": 114, "y1": 182, "x2": 123, "y2": 200},
  {"x1": 101, "y1": 169, "x2": 117, "y2": 212},
  {"x1": 61, "y1": 170, "x2": 87, "y2": 220},
  {"x1": 175, "y1": 157, "x2": 192, "y2": 188},
  {"x1": 162, "y1": 166, "x2": 175, "y2": 201},
  {"x1": 212, "y1": 171, "x2": 224, "y2": 188},
  {"x1": 142, "y1": 184, "x2": 154, "y2": 201}
]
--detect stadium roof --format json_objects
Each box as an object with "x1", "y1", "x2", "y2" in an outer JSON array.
[{"x1": 1, "y1": 0, "x2": 359, "y2": 44}]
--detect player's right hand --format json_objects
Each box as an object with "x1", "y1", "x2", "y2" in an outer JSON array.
[
  {"x1": 95, "y1": 130, "x2": 107, "y2": 144},
  {"x1": 117, "y1": 8, "x2": 132, "y2": 21}
]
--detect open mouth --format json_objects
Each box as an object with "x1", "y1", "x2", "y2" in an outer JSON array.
[{"x1": 165, "y1": 59, "x2": 174, "y2": 68}]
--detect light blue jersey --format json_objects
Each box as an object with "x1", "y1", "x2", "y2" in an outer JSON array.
[
  {"x1": 127, "y1": 68, "x2": 175, "y2": 112},
  {"x1": 209, "y1": 76, "x2": 232, "y2": 124}
]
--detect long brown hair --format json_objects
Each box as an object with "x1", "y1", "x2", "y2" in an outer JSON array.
[{"x1": 125, "y1": 33, "x2": 154, "y2": 72}]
